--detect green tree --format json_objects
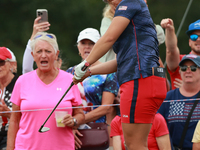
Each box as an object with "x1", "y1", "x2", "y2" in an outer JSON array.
[{"x1": 0, "y1": 0, "x2": 200, "y2": 76}]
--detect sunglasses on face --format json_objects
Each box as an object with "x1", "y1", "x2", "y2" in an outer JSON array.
[
  {"x1": 180, "y1": 65, "x2": 199, "y2": 72},
  {"x1": 0, "y1": 60, "x2": 6, "y2": 66},
  {"x1": 190, "y1": 34, "x2": 200, "y2": 41},
  {"x1": 34, "y1": 34, "x2": 54, "y2": 40}
]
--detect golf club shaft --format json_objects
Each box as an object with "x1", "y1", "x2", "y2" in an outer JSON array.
[
  {"x1": 39, "y1": 82, "x2": 74, "y2": 131},
  {"x1": 39, "y1": 64, "x2": 89, "y2": 132}
]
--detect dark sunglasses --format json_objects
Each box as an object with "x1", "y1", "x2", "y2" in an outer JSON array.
[
  {"x1": 34, "y1": 34, "x2": 54, "y2": 40},
  {"x1": 180, "y1": 65, "x2": 199, "y2": 72},
  {"x1": 190, "y1": 34, "x2": 200, "y2": 41},
  {"x1": 0, "y1": 60, "x2": 6, "y2": 66}
]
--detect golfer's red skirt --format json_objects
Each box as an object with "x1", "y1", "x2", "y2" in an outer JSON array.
[{"x1": 120, "y1": 76, "x2": 167, "y2": 123}]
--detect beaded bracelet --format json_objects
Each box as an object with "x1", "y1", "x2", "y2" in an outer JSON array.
[{"x1": 88, "y1": 68, "x2": 92, "y2": 77}]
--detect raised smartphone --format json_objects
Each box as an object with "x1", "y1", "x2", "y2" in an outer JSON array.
[{"x1": 36, "y1": 9, "x2": 48, "y2": 23}]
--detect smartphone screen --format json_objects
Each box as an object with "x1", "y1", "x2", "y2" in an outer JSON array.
[{"x1": 36, "y1": 9, "x2": 48, "y2": 23}]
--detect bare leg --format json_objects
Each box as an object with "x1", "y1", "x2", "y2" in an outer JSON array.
[
  {"x1": 122, "y1": 123, "x2": 152, "y2": 150},
  {"x1": 106, "y1": 106, "x2": 117, "y2": 147}
]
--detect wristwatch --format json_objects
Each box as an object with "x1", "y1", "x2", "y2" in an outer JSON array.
[{"x1": 73, "y1": 118, "x2": 78, "y2": 126}]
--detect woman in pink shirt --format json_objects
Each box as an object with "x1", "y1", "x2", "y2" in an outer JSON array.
[{"x1": 7, "y1": 32, "x2": 85, "y2": 150}]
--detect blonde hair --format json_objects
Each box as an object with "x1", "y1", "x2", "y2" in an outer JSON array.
[
  {"x1": 103, "y1": 4, "x2": 115, "y2": 20},
  {"x1": 30, "y1": 32, "x2": 59, "y2": 53}
]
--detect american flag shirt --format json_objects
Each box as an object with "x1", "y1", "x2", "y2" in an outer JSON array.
[{"x1": 158, "y1": 88, "x2": 200, "y2": 149}]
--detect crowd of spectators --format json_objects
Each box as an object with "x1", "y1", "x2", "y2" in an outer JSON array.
[{"x1": 1, "y1": 0, "x2": 200, "y2": 150}]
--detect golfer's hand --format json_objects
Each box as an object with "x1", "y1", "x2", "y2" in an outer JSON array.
[
  {"x1": 62, "y1": 114, "x2": 74, "y2": 127},
  {"x1": 73, "y1": 129, "x2": 83, "y2": 149},
  {"x1": 174, "y1": 78, "x2": 183, "y2": 88},
  {"x1": 73, "y1": 69, "x2": 91, "y2": 84},
  {"x1": 74, "y1": 60, "x2": 88, "y2": 80}
]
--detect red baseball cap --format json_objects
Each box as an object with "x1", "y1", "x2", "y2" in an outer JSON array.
[{"x1": 0, "y1": 47, "x2": 16, "y2": 61}]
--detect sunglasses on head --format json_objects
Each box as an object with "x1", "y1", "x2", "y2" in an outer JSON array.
[
  {"x1": 34, "y1": 34, "x2": 54, "y2": 40},
  {"x1": 180, "y1": 65, "x2": 199, "y2": 72},
  {"x1": 190, "y1": 34, "x2": 200, "y2": 41}
]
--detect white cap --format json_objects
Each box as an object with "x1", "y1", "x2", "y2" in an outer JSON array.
[
  {"x1": 5, "y1": 48, "x2": 16, "y2": 62},
  {"x1": 77, "y1": 28, "x2": 101, "y2": 43}
]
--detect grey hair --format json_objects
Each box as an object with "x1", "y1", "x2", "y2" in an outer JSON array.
[{"x1": 30, "y1": 32, "x2": 59, "y2": 53}]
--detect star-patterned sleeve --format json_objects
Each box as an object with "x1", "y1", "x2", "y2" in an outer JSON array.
[{"x1": 103, "y1": 73, "x2": 119, "y2": 97}]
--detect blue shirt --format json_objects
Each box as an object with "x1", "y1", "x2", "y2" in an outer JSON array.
[
  {"x1": 83, "y1": 73, "x2": 118, "y2": 123},
  {"x1": 158, "y1": 89, "x2": 200, "y2": 149},
  {"x1": 113, "y1": 0, "x2": 159, "y2": 86}
]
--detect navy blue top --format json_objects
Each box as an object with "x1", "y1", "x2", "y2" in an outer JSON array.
[
  {"x1": 158, "y1": 88, "x2": 200, "y2": 149},
  {"x1": 113, "y1": 0, "x2": 159, "y2": 86}
]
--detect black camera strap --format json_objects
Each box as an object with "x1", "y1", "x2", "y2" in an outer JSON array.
[{"x1": 178, "y1": 91, "x2": 200, "y2": 149}]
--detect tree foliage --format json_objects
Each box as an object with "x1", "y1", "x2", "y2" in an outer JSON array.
[{"x1": 0, "y1": 0, "x2": 199, "y2": 74}]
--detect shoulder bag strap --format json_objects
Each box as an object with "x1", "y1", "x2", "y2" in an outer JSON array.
[{"x1": 178, "y1": 91, "x2": 200, "y2": 149}]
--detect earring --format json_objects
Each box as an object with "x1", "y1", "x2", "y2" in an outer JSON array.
[
  {"x1": 79, "y1": 52, "x2": 81, "y2": 56},
  {"x1": 10, "y1": 68, "x2": 14, "y2": 73}
]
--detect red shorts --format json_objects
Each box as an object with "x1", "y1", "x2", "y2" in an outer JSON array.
[{"x1": 120, "y1": 76, "x2": 167, "y2": 123}]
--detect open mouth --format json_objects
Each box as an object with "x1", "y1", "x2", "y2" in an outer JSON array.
[
  {"x1": 186, "y1": 76, "x2": 192, "y2": 78},
  {"x1": 196, "y1": 44, "x2": 200, "y2": 47},
  {"x1": 185, "y1": 75, "x2": 192, "y2": 78},
  {"x1": 41, "y1": 61, "x2": 48, "y2": 66},
  {"x1": 84, "y1": 51, "x2": 90, "y2": 55}
]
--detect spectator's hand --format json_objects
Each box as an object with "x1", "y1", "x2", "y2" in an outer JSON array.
[
  {"x1": 160, "y1": 18, "x2": 174, "y2": 30},
  {"x1": 73, "y1": 129, "x2": 83, "y2": 149},
  {"x1": 0, "y1": 99, "x2": 11, "y2": 118},
  {"x1": 62, "y1": 114, "x2": 74, "y2": 127},
  {"x1": 174, "y1": 78, "x2": 183, "y2": 88},
  {"x1": 30, "y1": 17, "x2": 50, "y2": 40}
]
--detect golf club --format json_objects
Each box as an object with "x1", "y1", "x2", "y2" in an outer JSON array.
[
  {"x1": 38, "y1": 82, "x2": 74, "y2": 133},
  {"x1": 38, "y1": 63, "x2": 89, "y2": 133}
]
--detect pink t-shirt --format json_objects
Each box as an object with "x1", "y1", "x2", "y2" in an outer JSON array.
[{"x1": 10, "y1": 70, "x2": 82, "y2": 150}]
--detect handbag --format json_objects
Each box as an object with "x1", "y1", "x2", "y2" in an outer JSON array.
[
  {"x1": 77, "y1": 122, "x2": 109, "y2": 150},
  {"x1": 174, "y1": 91, "x2": 200, "y2": 150}
]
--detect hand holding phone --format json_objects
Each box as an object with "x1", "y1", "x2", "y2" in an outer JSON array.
[
  {"x1": 30, "y1": 10, "x2": 50, "y2": 40},
  {"x1": 36, "y1": 9, "x2": 48, "y2": 23}
]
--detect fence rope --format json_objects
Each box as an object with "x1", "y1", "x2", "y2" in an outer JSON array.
[{"x1": 1, "y1": 97, "x2": 200, "y2": 113}]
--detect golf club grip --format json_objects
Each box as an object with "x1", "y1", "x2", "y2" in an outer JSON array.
[{"x1": 81, "y1": 65, "x2": 88, "y2": 71}]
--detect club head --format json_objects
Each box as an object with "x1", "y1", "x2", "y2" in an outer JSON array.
[{"x1": 38, "y1": 126, "x2": 50, "y2": 133}]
